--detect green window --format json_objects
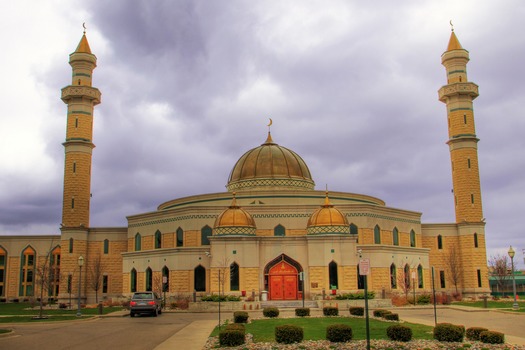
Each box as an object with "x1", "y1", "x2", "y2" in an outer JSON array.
[
  {"x1": 103, "y1": 239, "x2": 109, "y2": 254},
  {"x1": 145, "y1": 268, "x2": 152, "y2": 291},
  {"x1": 274, "y1": 224, "x2": 285, "y2": 236},
  {"x1": 176, "y1": 227, "x2": 184, "y2": 247},
  {"x1": 135, "y1": 233, "x2": 141, "y2": 251},
  {"x1": 130, "y1": 268, "x2": 137, "y2": 292},
  {"x1": 374, "y1": 225, "x2": 381, "y2": 244},
  {"x1": 418, "y1": 264, "x2": 423, "y2": 288},
  {"x1": 390, "y1": 263, "x2": 397, "y2": 289},
  {"x1": 102, "y1": 275, "x2": 108, "y2": 293},
  {"x1": 437, "y1": 235, "x2": 443, "y2": 249},
  {"x1": 349, "y1": 223, "x2": 358, "y2": 235},
  {"x1": 329, "y1": 261, "x2": 338, "y2": 289},
  {"x1": 410, "y1": 230, "x2": 416, "y2": 247},
  {"x1": 69, "y1": 238, "x2": 74, "y2": 253},
  {"x1": 162, "y1": 266, "x2": 170, "y2": 292},
  {"x1": 393, "y1": 227, "x2": 399, "y2": 246},
  {"x1": 230, "y1": 262, "x2": 239, "y2": 291},
  {"x1": 201, "y1": 226, "x2": 212, "y2": 245},
  {"x1": 155, "y1": 230, "x2": 162, "y2": 249}
]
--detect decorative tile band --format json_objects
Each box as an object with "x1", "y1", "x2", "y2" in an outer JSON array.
[
  {"x1": 307, "y1": 225, "x2": 350, "y2": 235},
  {"x1": 227, "y1": 178, "x2": 315, "y2": 191},
  {"x1": 214, "y1": 226, "x2": 256, "y2": 236}
]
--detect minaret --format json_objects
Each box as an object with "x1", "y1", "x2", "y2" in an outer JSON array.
[
  {"x1": 438, "y1": 30, "x2": 483, "y2": 223},
  {"x1": 58, "y1": 30, "x2": 101, "y2": 304},
  {"x1": 60, "y1": 31, "x2": 101, "y2": 228}
]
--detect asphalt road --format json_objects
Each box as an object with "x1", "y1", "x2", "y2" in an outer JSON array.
[{"x1": 0, "y1": 312, "x2": 223, "y2": 350}]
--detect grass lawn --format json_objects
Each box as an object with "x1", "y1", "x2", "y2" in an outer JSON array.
[
  {"x1": 453, "y1": 300, "x2": 525, "y2": 312},
  {"x1": 211, "y1": 317, "x2": 434, "y2": 342},
  {"x1": 0, "y1": 328, "x2": 11, "y2": 334},
  {"x1": 0, "y1": 302, "x2": 123, "y2": 317}
]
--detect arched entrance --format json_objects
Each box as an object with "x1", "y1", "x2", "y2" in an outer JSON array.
[{"x1": 264, "y1": 254, "x2": 303, "y2": 300}]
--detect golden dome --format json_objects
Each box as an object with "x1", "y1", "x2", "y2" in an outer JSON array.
[
  {"x1": 307, "y1": 193, "x2": 350, "y2": 235},
  {"x1": 214, "y1": 194, "x2": 256, "y2": 235},
  {"x1": 227, "y1": 132, "x2": 315, "y2": 191}
]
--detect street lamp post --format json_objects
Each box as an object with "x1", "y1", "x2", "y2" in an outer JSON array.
[
  {"x1": 77, "y1": 256, "x2": 84, "y2": 317},
  {"x1": 508, "y1": 246, "x2": 519, "y2": 310}
]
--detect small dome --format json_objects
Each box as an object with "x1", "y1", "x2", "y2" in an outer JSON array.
[
  {"x1": 307, "y1": 193, "x2": 350, "y2": 235},
  {"x1": 227, "y1": 132, "x2": 315, "y2": 191},
  {"x1": 214, "y1": 194, "x2": 256, "y2": 236}
]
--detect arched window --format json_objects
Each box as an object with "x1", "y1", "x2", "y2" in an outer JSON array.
[
  {"x1": 274, "y1": 224, "x2": 285, "y2": 236},
  {"x1": 49, "y1": 246, "x2": 61, "y2": 297},
  {"x1": 390, "y1": 263, "x2": 397, "y2": 289},
  {"x1": 374, "y1": 225, "x2": 381, "y2": 244},
  {"x1": 0, "y1": 246, "x2": 6, "y2": 297},
  {"x1": 404, "y1": 264, "x2": 411, "y2": 289},
  {"x1": 176, "y1": 227, "x2": 184, "y2": 247},
  {"x1": 130, "y1": 268, "x2": 137, "y2": 293},
  {"x1": 329, "y1": 261, "x2": 338, "y2": 289},
  {"x1": 103, "y1": 239, "x2": 109, "y2": 254},
  {"x1": 145, "y1": 267, "x2": 153, "y2": 291},
  {"x1": 349, "y1": 223, "x2": 358, "y2": 235},
  {"x1": 19, "y1": 246, "x2": 35, "y2": 296},
  {"x1": 357, "y1": 265, "x2": 365, "y2": 289},
  {"x1": 201, "y1": 226, "x2": 212, "y2": 245},
  {"x1": 155, "y1": 230, "x2": 162, "y2": 249},
  {"x1": 230, "y1": 262, "x2": 239, "y2": 291},
  {"x1": 69, "y1": 238, "x2": 74, "y2": 253},
  {"x1": 135, "y1": 233, "x2": 141, "y2": 251},
  {"x1": 474, "y1": 233, "x2": 478, "y2": 248},
  {"x1": 418, "y1": 264, "x2": 424, "y2": 288},
  {"x1": 393, "y1": 227, "x2": 399, "y2": 246},
  {"x1": 162, "y1": 266, "x2": 170, "y2": 292},
  {"x1": 410, "y1": 230, "x2": 416, "y2": 247},
  {"x1": 437, "y1": 235, "x2": 443, "y2": 249},
  {"x1": 194, "y1": 265, "x2": 206, "y2": 292}
]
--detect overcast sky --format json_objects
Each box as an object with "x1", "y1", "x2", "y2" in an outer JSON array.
[{"x1": 0, "y1": 0, "x2": 523, "y2": 264}]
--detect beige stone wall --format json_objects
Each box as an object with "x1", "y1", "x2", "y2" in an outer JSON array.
[
  {"x1": 309, "y1": 266, "x2": 326, "y2": 294},
  {"x1": 241, "y1": 267, "x2": 259, "y2": 292},
  {"x1": 341, "y1": 265, "x2": 357, "y2": 290}
]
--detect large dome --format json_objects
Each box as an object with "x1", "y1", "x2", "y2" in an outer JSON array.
[{"x1": 227, "y1": 132, "x2": 315, "y2": 191}]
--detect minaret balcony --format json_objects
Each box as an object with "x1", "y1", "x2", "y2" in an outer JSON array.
[
  {"x1": 61, "y1": 86, "x2": 101, "y2": 104},
  {"x1": 438, "y1": 82, "x2": 479, "y2": 102}
]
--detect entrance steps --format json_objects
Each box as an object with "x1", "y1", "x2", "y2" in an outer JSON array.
[{"x1": 261, "y1": 300, "x2": 319, "y2": 309}]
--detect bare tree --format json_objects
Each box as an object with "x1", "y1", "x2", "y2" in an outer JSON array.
[
  {"x1": 488, "y1": 254, "x2": 511, "y2": 296},
  {"x1": 35, "y1": 240, "x2": 59, "y2": 318},
  {"x1": 89, "y1": 254, "x2": 104, "y2": 303},
  {"x1": 444, "y1": 246, "x2": 462, "y2": 294},
  {"x1": 215, "y1": 257, "x2": 231, "y2": 297},
  {"x1": 397, "y1": 265, "x2": 412, "y2": 302}
]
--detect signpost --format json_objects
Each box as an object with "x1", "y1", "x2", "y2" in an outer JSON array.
[
  {"x1": 299, "y1": 271, "x2": 305, "y2": 308},
  {"x1": 359, "y1": 258, "x2": 371, "y2": 350}
]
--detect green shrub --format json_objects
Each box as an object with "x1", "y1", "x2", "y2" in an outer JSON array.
[
  {"x1": 233, "y1": 311, "x2": 249, "y2": 323},
  {"x1": 417, "y1": 294, "x2": 431, "y2": 304},
  {"x1": 323, "y1": 306, "x2": 339, "y2": 316},
  {"x1": 479, "y1": 330, "x2": 504, "y2": 344},
  {"x1": 219, "y1": 329, "x2": 245, "y2": 346},
  {"x1": 373, "y1": 309, "x2": 390, "y2": 317},
  {"x1": 295, "y1": 307, "x2": 310, "y2": 317},
  {"x1": 263, "y1": 307, "x2": 280, "y2": 318},
  {"x1": 224, "y1": 323, "x2": 246, "y2": 333},
  {"x1": 386, "y1": 324, "x2": 413, "y2": 342},
  {"x1": 433, "y1": 323, "x2": 465, "y2": 342},
  {"x1": 349, "y1": 306, "x2": 364, "y2": 316},
  {"x1": 335, "y1": 291, "x2": 375, "y2": 300},
  {"x1": 326, "y1": 324, "x2": 353, "y2": 342},
  {"x1": 275, "y1": 325, "x2": 304, "y2": 344},
  {"x1": 384, "y1": 313, "x2": 399, "y2": 321},
  {"x1": 466, "y1": 327, "x2": 489, "y2": 341},
  {"x1": 201, "y1": 294, "x2": 242, "y2": 302}
]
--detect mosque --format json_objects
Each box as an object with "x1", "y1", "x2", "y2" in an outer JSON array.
[{"x1": 0, "y1": 29, "x2": 490, "y2": 303}]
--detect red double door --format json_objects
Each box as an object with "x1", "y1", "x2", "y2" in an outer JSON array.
[{"x1": 269, "y1": 261, "x2": 298, "y2": 300}]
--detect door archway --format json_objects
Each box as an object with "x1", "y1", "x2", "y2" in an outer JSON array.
[{"x1": 264, "y1": 254, "x2": 303, "y2": 300}]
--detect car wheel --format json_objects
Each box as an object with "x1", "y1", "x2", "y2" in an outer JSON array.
[
  {"x1": 158, "y1": 308, "x2": 162, "y2": 315},
  {"x1": 130, "y1": 312, "x2": 135, "y2": 318},
  {"x1": 153, "y1": 309, "x2": 158, "y2": 317}
]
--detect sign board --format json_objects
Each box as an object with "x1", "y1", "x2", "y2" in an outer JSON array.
[
  {"x1": 359, "y1": 258, "x2": 370, "y2": 275},
  {"x1": 162, "y1": 276, "x2": 168, "y2": 284}
]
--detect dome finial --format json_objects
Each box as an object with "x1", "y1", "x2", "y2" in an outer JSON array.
[
  {"x1": 83, "y1": 22, "x2": 87, "y2": 35},
  {"x1": 231, "y1": 192, "x2": 237, "y2": 207},
  {"x1": 449, "y1": 20, "x2": 454, "y2": 32},
  {"x1": 264, "y1": 118, "x2": 274, "y2": 144},
  {"x1": 324, "y1": 185, "x2": 332, "y2": 207}
]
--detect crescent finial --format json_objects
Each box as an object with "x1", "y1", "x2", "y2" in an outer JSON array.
[
  {"x1": 449, "y1": 20, "x2": 454, "y2": 32},
  {"x1": 83, "y1": 22, "x2": 87, "y2": 34}
]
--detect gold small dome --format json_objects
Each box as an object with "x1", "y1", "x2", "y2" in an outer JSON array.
[
  {"x1": 214, "y1": 194, "x2": 256, "y2": 235},
  {"x1": 227, "y1": 132, "x2": 315, "y2": 191},
  {"x1": 307, "y1": 193, "x2": 350, "y2": 235}
]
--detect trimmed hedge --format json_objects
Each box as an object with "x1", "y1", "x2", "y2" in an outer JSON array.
[
  {"x1": 233, "y1": 311, "x2": 249, "y2": 323},
  {"x1": 295, "y1": 307, "x2": 310, "y2": 317},
  {"x1": 349, "y1": 306, "x2": 364, "y2": 316},
  {"x1": 263, "y1": 307, "x2": 280, "y2": 318},
  {"x1": 466, "y1": 327, "x2": 489, "y2": 341},
  {"x1": 323, "y1": 306, "x2": 339, "y2": 316},
  {"x1": 386, "y1": 325, "x2": 413, "y2": 342},
  {"x1": 335, "y1": 291, "x2": 375, "y2": 300},
  {"x1": 480, "y1": 330, "x2": 505, "y2": 344},
  {"x1": 433, "y1": 323, "x2": 465, "y2": 342},
  {"x1": 384, "y1": 313, "x2": 399, "y2": 321},
  {"x1": 275, "y1": 325, "x2": 304, "y2": 344},
  {"x1": 373, "y1": 309, "x2": 390, "y2": 317},
  {"x1": 225, "y1": 323, "x2": 245, "y2": 332},
  {"x1": 219, "y1": 329, "x2": 245, "y2": 346},
  {"x1": 326, "y1": 324, "x2": 353, "y2": 342}
]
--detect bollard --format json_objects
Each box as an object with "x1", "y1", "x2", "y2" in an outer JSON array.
[{"x1": 98, "y1": 303, "x2": 103, "y2": 315}]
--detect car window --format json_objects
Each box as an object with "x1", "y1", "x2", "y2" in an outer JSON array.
[{"x1": 132, "y1": 293, "x2": 153, "y2": 300}]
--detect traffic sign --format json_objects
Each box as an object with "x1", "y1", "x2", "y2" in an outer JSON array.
[{"x1": 359, "y1": 258, "x2": 370, "y2": 275}]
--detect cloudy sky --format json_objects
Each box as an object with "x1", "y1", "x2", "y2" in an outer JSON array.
[{"x1": 0, "y1": 0, "x2": 523, "y2": 263}]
